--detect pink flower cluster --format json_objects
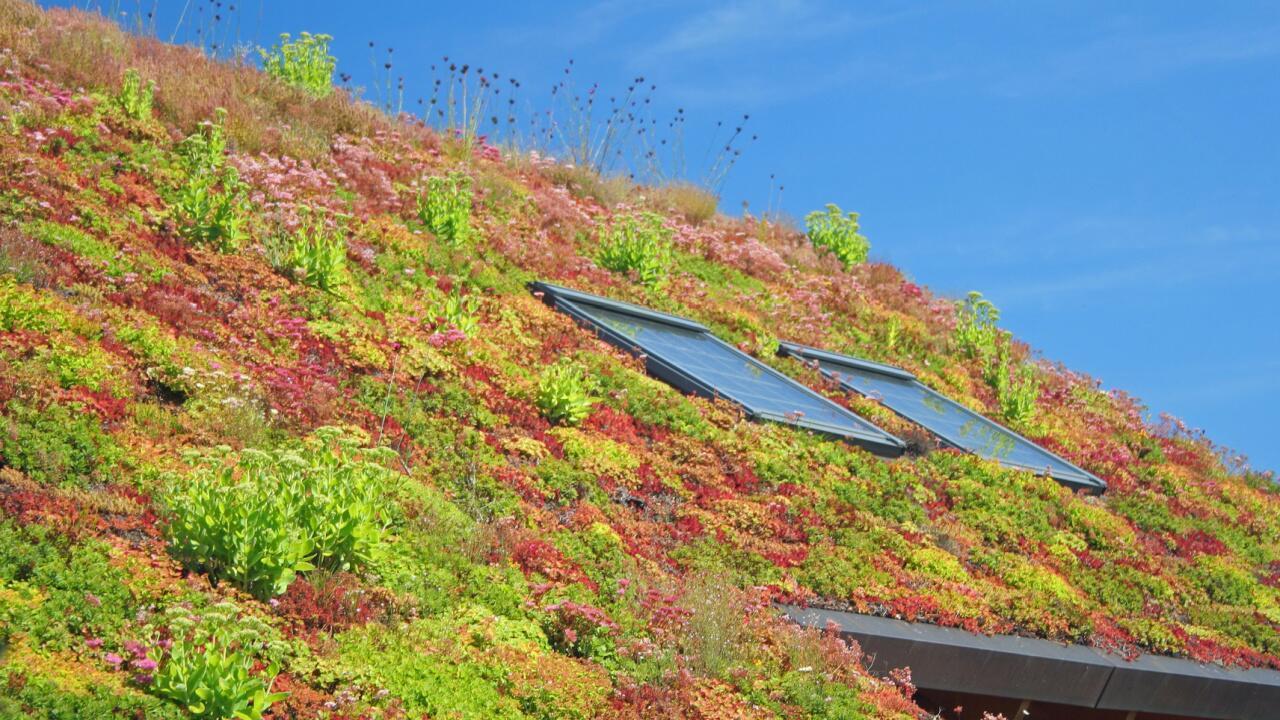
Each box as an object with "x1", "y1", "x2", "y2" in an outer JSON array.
[
  {"x1": 673, "y1": 223, "x2": 788, "y2": 278},
  {"x1": 99, "y1": 637, "x2": 165, "y2": 686},
  {"x1": 427, "y1": 327, "x2": 467, "y2": 347},
  {"x1": 229, "y1": 152, "x2": 340, "y2": 228},
  {"x1": 543, "y1": 599, "x2": 619, "y2": 650},
  {"x1": 469, "y1": 133, "x2": 503, "y2": 162},
  {"x1": 772, "y1": 278, "x2": 835, "y2": 340},
  {"x1": 638, "y1": 588, "x2": 692, "y2": 638},
  {"x1": 331, "y1": 130, "x2": 429, "y2": 216},
  {"x1": 886, "y1": 666, "x2": 916, "y2": 700},
  {"x1": 331, "y1": 135, "x2": 402, "y2": 214}
]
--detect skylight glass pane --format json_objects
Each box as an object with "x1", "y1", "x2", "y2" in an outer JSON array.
[
  {"x1": 779, "y1": 343, "x2": 1104, "y2": 491},
  {"x1": 530, "y1": 283, "x2": 903, "y2": 455}
]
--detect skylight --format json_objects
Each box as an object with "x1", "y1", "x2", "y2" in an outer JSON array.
[
  {"x1": 777, "y1": 341, "x2": 1106, "y2": 492},
  {"x1": 530, "y1": 282, "x2": 905, "y2": 456}
]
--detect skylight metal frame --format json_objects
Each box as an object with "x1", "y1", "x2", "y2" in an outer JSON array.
[
  {"x1": 777, "y1": 340, "x2": 1107, "y2": 492},
  {"x1": 530, "y1": 282, "x2": 905, "y2": 457}
]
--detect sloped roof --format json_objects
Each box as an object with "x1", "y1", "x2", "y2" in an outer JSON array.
[{"x1": 0, "y1": 3, "x2": 1277, "y2": 717}]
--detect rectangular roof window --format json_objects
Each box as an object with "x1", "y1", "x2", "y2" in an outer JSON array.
[
  {"x1": 531, "y1": 282, "x2": 905, "y2": 456},
  {"x1": 777, "y1": 341, "x2": 1106, "y2": 492}
]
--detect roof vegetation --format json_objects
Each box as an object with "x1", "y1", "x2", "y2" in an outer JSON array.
[{"x1": 0, "y1": 2, "x2": 1276, "y2": 718}]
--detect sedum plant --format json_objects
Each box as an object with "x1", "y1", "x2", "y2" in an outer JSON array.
[
  {"x1": 955, "y1": 292, "x2": 1040, "y2": 423},
  {"x1": 805, "y1": 203, "x2": 869, "y2": 267},
  {"x1": 987, "y1": 344, "x2": 1041, "y2": 425},
  {"x1": 954, "y1": 291, "x2": 1001, "y2": 361},
  {"x1": 116, "y1": 68, "x2": 155, "y2": 121},
  {"x1": 259, "y1": 32, "x2": 336, "y2": 97},
  {"x1": 426, "y1": 286, "x2": 481, "y2": 336},
  {"x1": 152, "y1": 640, "x2": 285, "y2": 720},
  {"x1": 264, "y1": 214, "x2": 347, "y2": 292},
  {"x1": 163, "y1": 427, "x2": 396, "y2": 599},
  {"x1": 147, "y1": 604, "x2": 288, "y2": 720},
  {"x1": 417, "y1": 173, "x2": 474, "y2": 247},
  {"x1": 536, "y1": 362, "x2": 595, "y2": 426},
  {"x1": 597, "y1": 211, "x2": 673, "y2": 286},
  {"x1": 0, "y1": 400, "x2": 118, "y2": 487},
  {"x1": 170, "y1": 109, "x2": 250, "y2": 252},
  {"x1": 0, "y1": 276, "x2": 65, "y2": 332}
]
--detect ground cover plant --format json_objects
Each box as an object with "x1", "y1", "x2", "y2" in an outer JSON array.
[{"x1": 0, "y1": 3, "x2": 1277, "y2": 719}]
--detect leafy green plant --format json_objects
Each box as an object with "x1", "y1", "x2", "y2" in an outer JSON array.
[
  {"x1": 163, "y1": 449, "x2": 310, "y2": 599},
  {"x1": 178, "y1": 109, "x2": 232, "y2": 175},
  {"x1": 954, "y1": 292, "x2": 1040, "y2": 422},
  {"x1": 805, "y1": 203, "x2": 869, "y2": 268},
  {"x1": 259, "y1": 32, "x2": 335, "y2": 98},
  {"x1": 147, "y1": 604, "x2": 289, "y2": 720},
  {"x1": 536, "y1": 362, "x2": 595, "y2": 426},
  {"x1": 987, "y1": 347, "x2": 1041, "y2": 425},
  {"x1": 162, "y1": 427, "x2": 396, "y2": 598},
  {"x1": 954, "y1": 290, "x2": 1001, "y2": 361},
  {"x1": 417, "y1": 173, "x2": 474, "y2": 247},
  {"x1": 170, "y1": 109, "x2": 249, "y2": 252},
  {"x1": 171, "y1": 179, "x2": 249, "y2": 251},
  {"x1": 152, "y1": 642, "x2": 284, "y2": 720},
  {"x1": 116, "y1": 68, "x2": 155, "y2": 121},
  {"x1": 426, "y1": 287, "x2": 481, "y2": 335},
  {"x1": 264, "y1": 215, "x2": 347, "y2": 292},
  {"x1": 596, "y1": 211, "x2": 673, "y2": 286}
]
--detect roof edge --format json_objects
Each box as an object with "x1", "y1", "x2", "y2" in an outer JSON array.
[{"x1": 781, "y1": 604, "x2": 1280, "y2": 720}]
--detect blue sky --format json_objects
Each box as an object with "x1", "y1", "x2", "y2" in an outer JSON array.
[{"x1": 52, "y1": 1, "x2": 1280, "y2": 472}]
